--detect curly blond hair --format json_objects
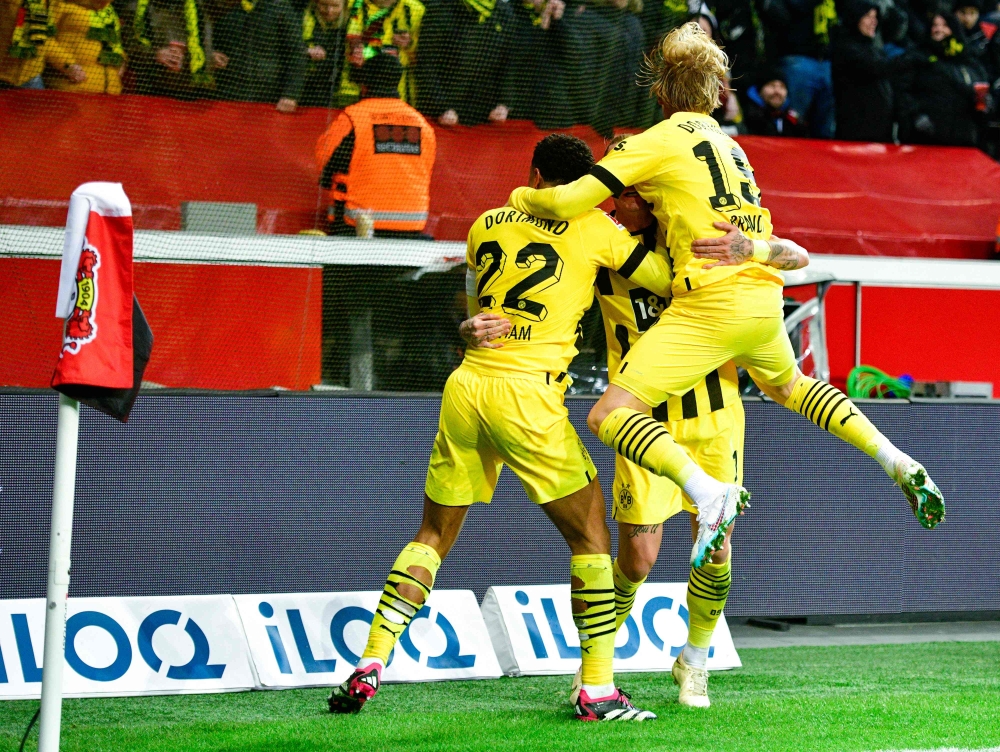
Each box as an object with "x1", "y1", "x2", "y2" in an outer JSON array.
[{"x1": 642, "y1": 22, "x2": 728, "y2": 114}]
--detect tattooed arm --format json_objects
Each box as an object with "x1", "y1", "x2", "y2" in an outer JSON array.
[
  {"x1": 761, "y1": 236, "x2": 810, "y2": 271},
  {"x1": 691, "y1": 221, "x2": 810, "y2": 271}
]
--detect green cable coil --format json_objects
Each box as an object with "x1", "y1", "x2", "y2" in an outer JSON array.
[{"x1": 846, "y1": 366, "x2": 912, "y2": 400}]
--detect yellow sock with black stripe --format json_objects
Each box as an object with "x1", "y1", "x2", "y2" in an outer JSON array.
[
  {"x1": 613, "y1": 558, "x2": 646, "y2": 631},
  {"x1": 598, "y1": 407, "x2": 727, "y2": 506},
  {"x1": 361, "y1": 541, "x2": 441, "y2": 665},
  {"x1": 786, "y1": 376, "x2": 887, "y2": 459},
  {"x1": 598, "y1": 407, "x2": 699, "y2": 485},
  {"x1": 683, "y1": 554, "x2": 732, "y2": 668},
  {"x1": 571, "y1": 554, "x2": 616, "y2": 690}
]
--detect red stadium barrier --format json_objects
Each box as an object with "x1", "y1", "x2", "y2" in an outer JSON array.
[
  {"x1": 785, "y1": 282, "x2": 1000, "y2": 395},
  {"x1": 4, "y1": 91, "x2": 1000, "y2": 391},
  {"x1": 2, "y1": 90, "x2": 999, "y2": 258},
  {"x1": 6, "y1": 258, "x2": 321, "y2": 391}
]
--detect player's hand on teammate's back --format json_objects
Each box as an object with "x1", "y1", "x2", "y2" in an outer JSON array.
[
  {"x1": 691, "y1": 221, "x2": 752, "y2": 269},
  {"x1": 460, "y1": 313, "x2": 511, "y2": 349}
]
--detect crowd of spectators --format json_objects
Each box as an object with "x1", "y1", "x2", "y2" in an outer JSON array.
[{"x1": 3, "y1": 0, "x2": 1000, "y2": 150}]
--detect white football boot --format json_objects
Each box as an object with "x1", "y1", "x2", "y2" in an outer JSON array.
[
  {"x1": 691, "y1": 484, "x2": 750, "y2": 568},
  {"x1": 889, "y1": 459, "x2": 945, "y2": 529},
  {"x1": 672, "y1": 652, "x2": 711, "y2": 708}
]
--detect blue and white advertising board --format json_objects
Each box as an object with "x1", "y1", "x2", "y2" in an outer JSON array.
[
  {"x1": 481, "y1": 583, "x2": 741, "y2": 676},
  {"x1": 234, "y1": 590, "x2": 502, "y2": 688},
  {"x1": 0, "y1": 596, "x2": 255, "y2": 699}
]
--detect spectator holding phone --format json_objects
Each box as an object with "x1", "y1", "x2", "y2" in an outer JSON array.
[{"x1": 127, "y1": 0, "x2": 224, "y2": 99}]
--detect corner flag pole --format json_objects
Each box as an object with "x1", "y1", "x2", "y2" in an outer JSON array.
[{"x1": 37, "y1": 393, "x2": 80, "y2": 752}]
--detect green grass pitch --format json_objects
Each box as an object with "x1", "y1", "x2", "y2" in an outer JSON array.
[{"x1": 2, "y1": 642, "x2": 998, "y2": 752}]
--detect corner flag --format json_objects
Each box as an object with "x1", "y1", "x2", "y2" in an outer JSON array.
[{"x1": 51, "y1": 182, "x2": 152, "y2": 423}]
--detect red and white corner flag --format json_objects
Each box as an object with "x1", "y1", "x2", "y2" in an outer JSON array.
[{"x1": 51, "y1": 182, "x2": 152, "y2": 423}]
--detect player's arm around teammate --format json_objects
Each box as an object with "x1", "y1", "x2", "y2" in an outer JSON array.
[
  {"x1": 690, "y1": 222, "x2": 810, "y2": 272},
  {"x1": 329, "y1": 135, "x2": 659, "y2": 723}
]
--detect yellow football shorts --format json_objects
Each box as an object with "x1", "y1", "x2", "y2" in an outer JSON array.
[
  {"x1": 613, "y1": 274, "x2": 797, "y2": 407},
  {"x1": 425, "y1": 365, "x2": 598, "y2": 506},
  {"x1": 612, "y1": 400, "x2": 745, "y2": 525}
]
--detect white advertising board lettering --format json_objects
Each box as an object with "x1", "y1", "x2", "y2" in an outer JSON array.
[
  {"x1": 234, "y1": 590, "x2": 502, "y2": 688},
  {"x1": 481, "y1": 583, "x2": 741, "y2": 676},
  {"x1": 0, "y1": 596, "x2": 255, "y2": 699}
]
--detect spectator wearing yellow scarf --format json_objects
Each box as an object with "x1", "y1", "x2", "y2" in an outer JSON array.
[
  {"x1": 301, "y1": 0, "x2": 347, "y2": 106},
  {"x1": 1, "y1": 0, "x2": 53, "y2": 87},
  {"x1": 339, "y1": 0, "x2": 423, "y2": 104},
  {"x1": 127, "y1": 0, "x2": 223, "y2": 99},
  {"x1": 44, "y1": 0, "x2": 125, "y2": 94}
]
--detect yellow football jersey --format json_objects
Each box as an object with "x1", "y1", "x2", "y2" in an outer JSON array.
[
  {"x1": 594, "y1": 113, "x2": 781, "y2": 299},
  {"x1": 594, "y1": 231, "x2": 741, "y2": 423},
  {"x1": 463, "y1": 206, "x2": 672, "y2": 378}
]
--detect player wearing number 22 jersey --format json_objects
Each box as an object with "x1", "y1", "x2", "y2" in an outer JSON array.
[
  {"x1": 432, "y1": 200, "x2": 671, "y2": 508},
  {"x1": 330, "y1": 135, "x2": 665, "y2": 723}
]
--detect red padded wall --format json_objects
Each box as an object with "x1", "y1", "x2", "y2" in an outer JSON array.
[
  {"x1": 3, "y1": 259, "x2": 321, "y2": 390},
  {"x1": 787, "y1": 282, "x2": 999, "y2": 396},
  {"x1": 3, "y1": 90, "x2": 999, "y2": 257}
]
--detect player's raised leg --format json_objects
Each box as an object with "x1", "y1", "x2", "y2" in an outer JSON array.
[
  {"x1": 328, "y1": 495, "x2": 467, "y2": 713},
  {"x1": 752, "y1": 355, "x2": 945, "y2": 529},
  {"x1": 588, "y1": 386, "x2": 748, "y2": 567},
  {"x1": 541, "y1": 478, "x2": 656, "y2": 721}
]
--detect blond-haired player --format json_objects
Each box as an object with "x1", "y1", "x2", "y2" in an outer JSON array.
[
  {"x1": 567, "y1": 143, "x2": 807, "y2": 707},
  {"x1": 330, "y1": 134, "x2": 669, "y2": 721},
  {"x1": 508, "y1": 23, "x2": 944, "y2": 571}
]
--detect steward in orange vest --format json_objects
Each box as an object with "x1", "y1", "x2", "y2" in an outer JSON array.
[{"x1": 316, "y1": 51, "x2": 436, "y2": 235}]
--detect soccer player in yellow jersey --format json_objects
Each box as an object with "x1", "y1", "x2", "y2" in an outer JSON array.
[
  {"x1": 507, "y1": 22, "x2": 945, "y2": 569},
  {"x1": 570, "y1": 156, "x2": 808, "y2": 709},
  {"x1": 329, "y1": 134, "x2": 671, "y2": 721}
]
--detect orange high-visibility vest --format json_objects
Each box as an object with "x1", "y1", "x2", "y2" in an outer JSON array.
[{"x1": 316, "y1": 97, "x2": 436, "y2": 232}]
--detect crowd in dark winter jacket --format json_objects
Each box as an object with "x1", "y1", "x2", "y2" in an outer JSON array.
[{"x1": 6, "y1": 0, "x2": 1000, "y2": 149}]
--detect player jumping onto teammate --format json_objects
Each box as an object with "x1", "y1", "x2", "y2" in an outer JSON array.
[
  {"x1": 508, "y1": 23, "x2": 945, "y2": 570},
  {"x1": 330, "y1": 134, "x2": 673, "y2": 721},
  {"x1": 564, "y1": 138, "x2": 809, "y2": 707}
]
